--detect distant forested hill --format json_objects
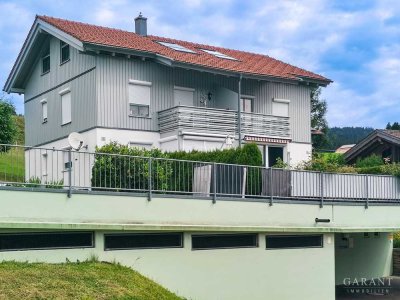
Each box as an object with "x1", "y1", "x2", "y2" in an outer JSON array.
[{"x1": 325, "y1": 127, "x2": 374, "y2": 150}]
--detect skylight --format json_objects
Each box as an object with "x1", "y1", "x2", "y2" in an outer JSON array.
[
  {"x1": 158, "y1": 41, "x2": 196, "y2": 53},
  {"x1": 201, "y1": 49, "x2": 237, "y2": 60}
]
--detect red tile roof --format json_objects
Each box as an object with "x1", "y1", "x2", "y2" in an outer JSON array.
[{"x1": 37, "y1": 15, "x2": 331, "y2": 83}]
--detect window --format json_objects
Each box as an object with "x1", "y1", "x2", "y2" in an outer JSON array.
[
  {"x1": 158, "y1": 41, "x2": 196, "y2": 53},
  {"x1": 104, "y1": 233, "x2": 183, "y2": 250},
  {"x1": 60, "y1": 90, "x2": 71, "y2": 125},
  {"x1": 268, "y1": 146, "x2": 284, "y2": 167},
  {"x1": 266, "y1": 235, "x2": 323, "y2": 249},
  {"x1": 128, "y1": 80, "x2": 151, "y2": 117},
  {"x1": 0, "y1": 231, "x2": 94, "y2": 251},
  {"x1": 201, "y1": 49, "x2": 237, "y2": 60},
  {"x1": 241, "y1": 98, "x2": 253, "y2": 113},
  {"x1": 42, "y1": 43, "x2": 50, "y2": 74},
  {"x1": 174, "y1": 86, "x2": 194, "y2": 106},
  {"x1": 40, "y1": 99, "x2": 48, "y2": 123},
  {"x1": 272, "y1": 98, "x2": 290, "y2": 117},
  {"x1": 192, "y1": 233, "x2": 258, "y2": 250},
  {"x1": 60, "y1": 41, "x2": 70, "y2": 64}
]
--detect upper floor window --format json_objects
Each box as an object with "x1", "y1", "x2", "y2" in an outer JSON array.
[
  {"x1": 60, "y1": 41, "x2": 70, "y2": 64},
  {"x1": 41, "y1": 44, "x2": 50, "y2": 74},
  {"x1": 272, "y1": 98, "x2": 290, "y2": 117},
  {"x1": 128, "y1": 80, "x2": 151, "y2": 117},
  {"x1": 240, "y1": 97, "x2": 253, "y2": 113},
  {"x1": 60, "y1": 89, "x2": 72, "y2": 125}
]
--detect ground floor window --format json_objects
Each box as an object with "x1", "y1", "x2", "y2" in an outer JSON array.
[{"x1": 266, "y1": 235, "x2": 323, "y2": 249}]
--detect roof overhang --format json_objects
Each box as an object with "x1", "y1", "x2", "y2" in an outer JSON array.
[
  {"x1": 344, "y1": 130, "x2": 400, "y2": 162},
  {"x1": 3, "y1": 17, "x2": 84, "y2": 94}
]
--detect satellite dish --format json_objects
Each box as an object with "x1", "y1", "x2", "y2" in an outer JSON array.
[{"x1": 68, "y1": 132, "x2": 84, "y2": 151}]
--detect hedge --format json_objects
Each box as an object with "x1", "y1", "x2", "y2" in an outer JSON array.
[{"x1": 91, "y1": 142, "x2": 263, "y2": 194}]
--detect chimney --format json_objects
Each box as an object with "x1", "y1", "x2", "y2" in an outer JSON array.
[{"x1": 135, "y1": 12, "x2": 147, "y2": 36}]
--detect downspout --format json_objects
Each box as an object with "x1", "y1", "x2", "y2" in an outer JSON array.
[{"x1": 238, "y1": 74, "x2": 242, "y2": 148}]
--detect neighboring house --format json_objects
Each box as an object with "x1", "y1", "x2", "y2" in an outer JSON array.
[
  {"x1": 3, "y1": 14, "x2": 331, "y2": 169},
  {"x1": 335, "y1": 144, "x2": 355, "y2": 154},
  {"x1": 345, "y1": 130, "x2": 400, "y2": 163}
]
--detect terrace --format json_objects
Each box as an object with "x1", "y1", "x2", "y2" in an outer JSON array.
[{"x1": 1, "y1": 144, "x2": 400, "y2": 207}]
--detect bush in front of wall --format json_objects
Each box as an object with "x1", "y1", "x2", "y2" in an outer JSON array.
[
  {"x1": 91, "y1": 142, "x2": 263, "y2": 195},
  {"x1": 355, "y1": 154, "x2": 384, "y2": 168}
]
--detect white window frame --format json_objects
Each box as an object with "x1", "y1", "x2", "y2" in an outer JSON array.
[
  {"x1": 59, "y1": 88, "x2": 71, "y2": 125},
  {"x1": 60, "y1": 40, "x2": 70, "y2": 64},
  {"x1": 40, "y1": 98, "x2": 48, "y2": 123},
  {"x1": 128, "y1": 80, "x2": 152, "y2": 118}
]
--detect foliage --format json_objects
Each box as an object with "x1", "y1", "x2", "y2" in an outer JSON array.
[
  {"x1": 91, "y1": 142, "x2": 172, "y2": 192},
  {"x1": 0, "y1": 96, "x2": 17, "y2": 151},
  {"x1": 0, "y1": 261, "x2": 182, "y2": 300},
  {"x1": 0, "y1": 146, "x2": 24, "y2": 182},
  {"x1": 91, "y1": 142, "x2": 263, "y2": 195},
  {"x1": 386, "y1": 122, "x2": 400, "y2": 130},
  {"x1": 324, "y1": 126, "x2": 374, "y2": 150},
  {"x1": 13, "y1": 115, "x2": 24, "y2": 145},
  {"x1": 301, "y1": 152, "x2": 346, "y2": 172},
  {"x1": 394, "y1": 232, "x2": 400, "y2": 248},
  {"x1": 273, "y1": 157, "x2": 289, "y2": 169},
  {"x1": 310, "y1": 87, "x2": 329, "y2": 149},
  {"x1": 355, "y1": 154, "x2": 384, "y2": 168}
]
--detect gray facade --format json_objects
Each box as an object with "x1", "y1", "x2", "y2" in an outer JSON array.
[{"x1": 24, "y1": 35, "x2": 312, "y2": 146}]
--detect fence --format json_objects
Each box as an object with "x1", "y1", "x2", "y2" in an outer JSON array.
[{"x1": 1, "y1": 144, "x2": 400, "y2": 205}]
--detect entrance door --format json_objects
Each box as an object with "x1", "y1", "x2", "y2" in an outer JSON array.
[{"x1": 268, "y1": 146, "x2": 284, "y2": 167}]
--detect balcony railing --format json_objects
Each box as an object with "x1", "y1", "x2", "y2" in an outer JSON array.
[
  {"x1": 1, "y1": 144, "x2": 400, "y2": 206},
  {"x1": 158, "y1": 106, "x2": 290, "y2": 138}
]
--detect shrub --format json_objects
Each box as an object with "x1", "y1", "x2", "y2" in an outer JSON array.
[
  {"x1": 355, "y1": 154, "x2": 384, "y2": 168},
  {"x1": 91, "y1": 142, "x2": 172, "y2": 192},
  {"x1": 91, "y1": 142, "x2": 263, "y2": 195},
  {"x1": 394, "y1": 232, "x2": 400, "y2": 248}
]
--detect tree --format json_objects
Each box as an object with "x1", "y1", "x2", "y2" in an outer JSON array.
[
  {"x1": 310, "y1": 87, "x2": 328, "y2": 149},
  {"x1": 0, "y1": 95, "x2": 17, "y2": 151},
  {"x1": 392, "y1": 122, "x2": 400, "y2": 130},
  {"x1": 386, "y1": 122, "x2": 392, "y2": 129}
]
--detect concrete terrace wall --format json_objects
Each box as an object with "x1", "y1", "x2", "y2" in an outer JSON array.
[{"x1": 0, "y1": 230, "x2": 335, "y2": 300}]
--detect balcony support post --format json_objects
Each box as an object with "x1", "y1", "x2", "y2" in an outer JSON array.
[
  {"x1": 365, "y1": 174, "x2": 369, "y2": 209},
  {"x1": 237, "y1": 74, "x2": 242, "y2": 148}
]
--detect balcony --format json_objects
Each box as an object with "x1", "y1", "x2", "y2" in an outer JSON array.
[{"x1": 158, "y1": 106, "x2": 290, "y2": 139}]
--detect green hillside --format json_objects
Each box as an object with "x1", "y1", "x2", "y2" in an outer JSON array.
[{"x1": 0, "y1": 261, "x2": 183, "y2": 300}]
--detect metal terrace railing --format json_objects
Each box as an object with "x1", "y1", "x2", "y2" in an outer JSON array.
[
  {"x1": 158, "y1": 105, "x2": 290, "y2": 139},
  {"x1": 1, "y1": 144, "x2": 400, "y2": 206}
]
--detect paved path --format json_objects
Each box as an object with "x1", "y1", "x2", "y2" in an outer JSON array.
[{"x1": 337, "y1": 277, "x2": 400, "y2": 300}]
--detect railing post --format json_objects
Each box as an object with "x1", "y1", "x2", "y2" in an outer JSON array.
[
  {"x1": 269, "y1": 167, "x2": 273, "y2": 206},
  {"x1": 148, "y1": 157, "x2": 152, "y2": 201},
  {"x1": 67, "y1": 148, "x2": 72, "y2": 198},
  {"x1": 320, "y1": 171, "x2": 324, "y2": 208},
  {"x1": 365, "y1": 174, "x2": 369, "y2": 209},
  {"x1": 212, "y1": 162, "x2": 217, "y2": 204}
]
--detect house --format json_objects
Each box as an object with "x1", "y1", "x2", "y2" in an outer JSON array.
[
  {"x1": 4, "y1": 15, "x2": 399, "y2": 300},
  {"x1": 335, "y1": 144, "x2": 355, "y2": 154},
  {"x1": 3, "y1": 14, "x2": 331, "y2": 169},
  {"x1": 345, "y1": 130, "x2": 400, "y2": 163}
]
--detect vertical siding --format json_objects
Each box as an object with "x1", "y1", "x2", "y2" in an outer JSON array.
[
  {"x1": 24, "y1": 36, "x2": 97, "y2": 146},
  {"x1": 25, "y1": 36, "x2": 95, "y2": 99},
  {"x1": 25, "y1": 70, "x2": 97, "y2": 146},
  {"x1": 96, "y1": 55, "x2": 311, "y2": 143}
]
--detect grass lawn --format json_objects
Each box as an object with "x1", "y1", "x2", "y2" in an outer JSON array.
[
  {"x1": 0, "y1": 147, "x2": 24, "y2": 183},
  {"x1": 0, "y1": 261, "x2": 183, "y2": 300}
]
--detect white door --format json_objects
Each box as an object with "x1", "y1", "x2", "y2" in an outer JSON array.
[{"x1": 174, "y1": 87, "x2": 194, "y2": 106}]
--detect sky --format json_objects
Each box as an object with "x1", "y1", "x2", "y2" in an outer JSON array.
[{"x1": 0, "y1": 0, "x2": 399, "y2": 128}]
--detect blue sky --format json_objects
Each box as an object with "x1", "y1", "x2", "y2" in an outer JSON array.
[{"x1": 0, "y1": 0, "x2": 399, "y2": 128}]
